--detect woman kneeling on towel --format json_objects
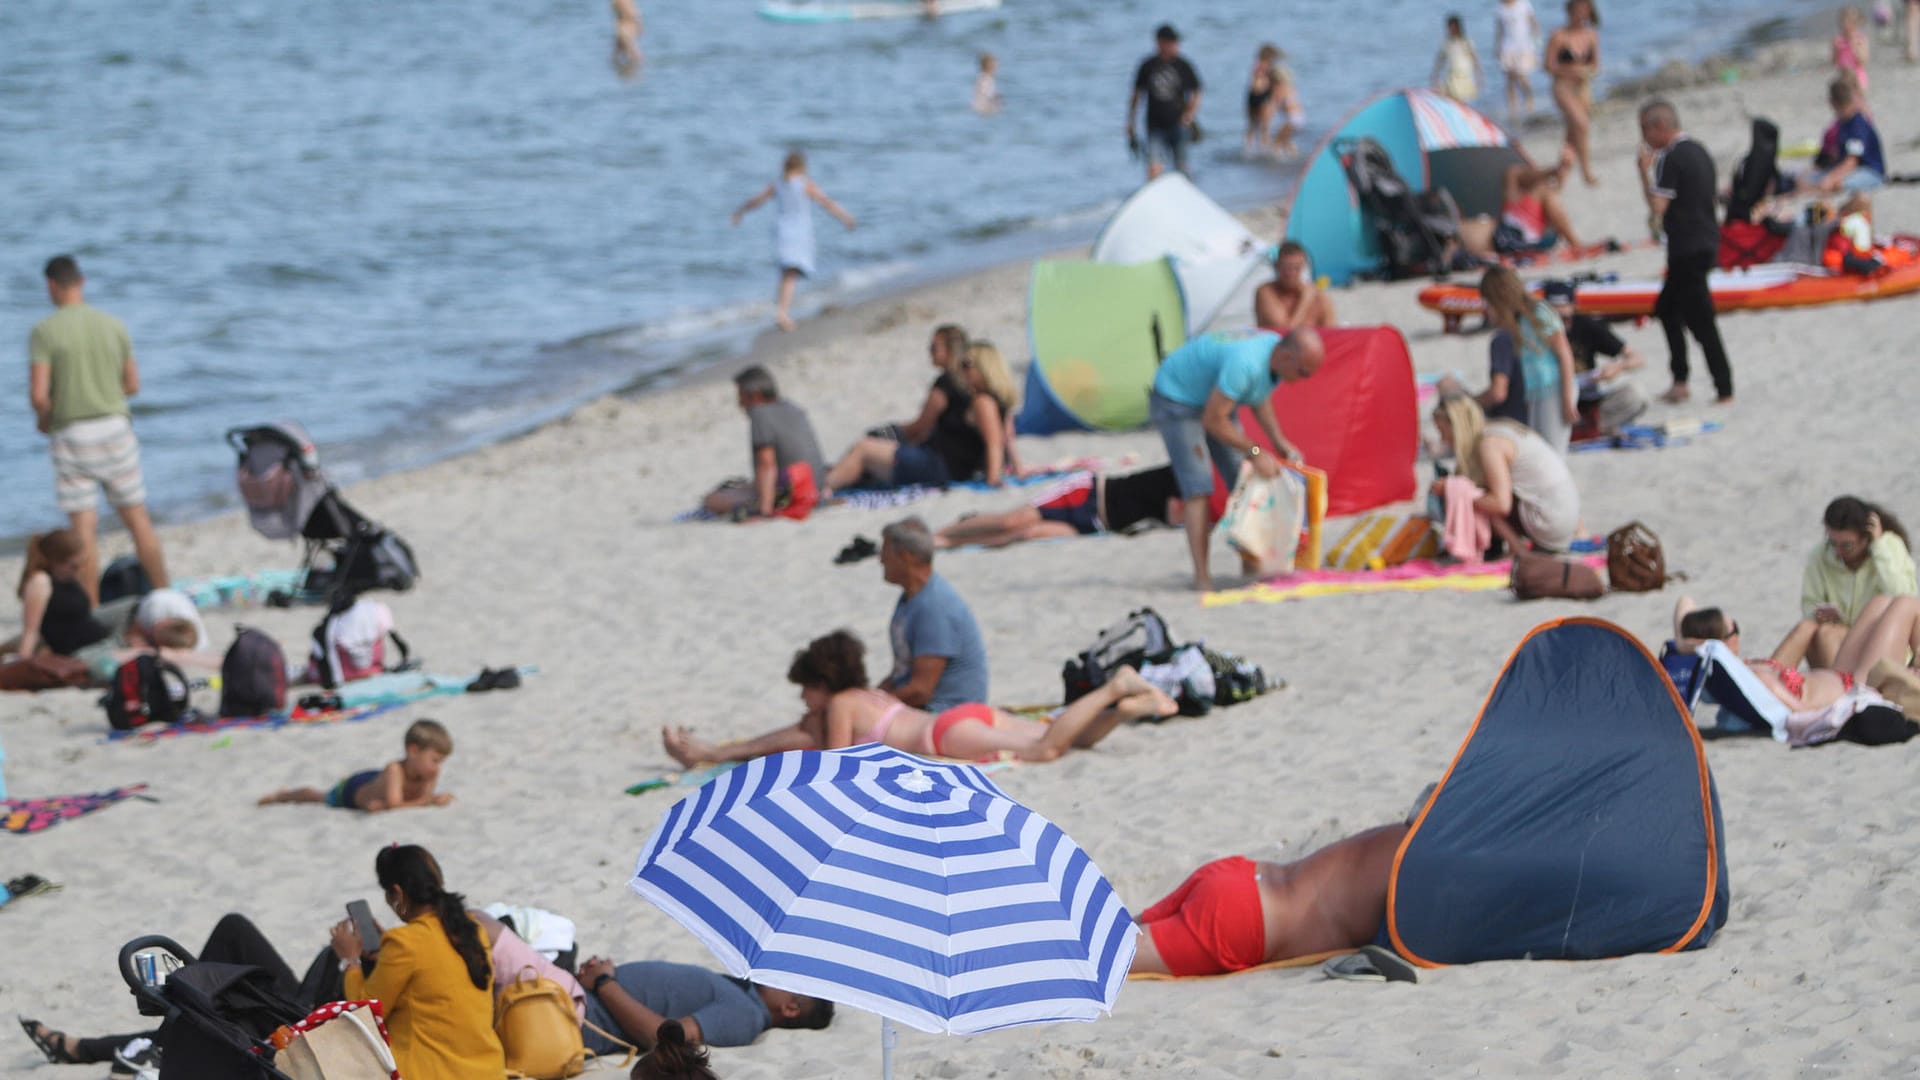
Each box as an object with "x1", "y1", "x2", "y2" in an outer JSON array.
[
  {"x1": 662, "y1": 630, "x2": 1175, "y2": 768},
  {"x1": 1431, "y1": 392, "x2": 1582, "y2": 555}
]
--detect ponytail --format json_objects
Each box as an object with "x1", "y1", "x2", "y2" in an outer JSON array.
[
  {"x1": 374, "y1": 844, "x2": 492, "y2": 992},
  {"x1": 634, "y1": 1020, "x2": 720, "y2": 1080}
]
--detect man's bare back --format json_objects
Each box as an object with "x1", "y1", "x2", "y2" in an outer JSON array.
[{"x1": 1256, "y1": 823, "x2": 1407, "y2": 962}]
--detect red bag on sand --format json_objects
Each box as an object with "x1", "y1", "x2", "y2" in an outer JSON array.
[
  {"x1": 1718, "y1": 220, "x2": 1784, "y2": 269},
  {"x1": 775, "y1": 462, "x2": 820, "y2": 521}
]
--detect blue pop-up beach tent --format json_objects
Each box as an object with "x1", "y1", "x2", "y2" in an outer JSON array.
[
  {"x1": 1384, "y1": 619, "x2": 1730, "y2": 967},
  {"x1": 1284, "y1": 88, "x2": 1522, "y2": 286}
]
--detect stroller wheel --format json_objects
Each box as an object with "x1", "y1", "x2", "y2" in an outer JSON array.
[{"x1": 265, "y1": 590, "x2": 292, "y2": 609}]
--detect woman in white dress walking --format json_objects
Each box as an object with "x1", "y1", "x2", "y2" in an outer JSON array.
[{"x1": 732, "y1": 150, "x2": 858, "y2": 331}]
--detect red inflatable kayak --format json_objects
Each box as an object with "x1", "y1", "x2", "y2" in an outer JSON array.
[{"x1": 1419, "y1": 258, "x2": 1920, "y2": 330}]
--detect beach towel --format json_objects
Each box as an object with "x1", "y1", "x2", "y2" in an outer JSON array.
[
  {"x1": 170, "y1": 569, "x2": 311, "y2": 609},
  {"x1": 104, "y1": 666, "x2": 536, "y2": 744},
  {"x1": 1128, "y1": 950, "x2": 1349, "y2": 980},
  {"x1": 104, "y1": 700, "x2": 407, "y2": 744},
  {"x1": 625, "y1": 755, "x2": 1013, "y2": 794},
  {"x1": 1440, "y1": 477, "x2": 1491, "y2": 561},
  {"x1": 673, "y1": 463, "x2": 1117, "y2": 522},
  {"x1": 3, "y1": 784, "x2": 153, "y2": 834},
  {"x1": 1572, "y1": 420, "x2": 1722, "y2": 453},
  {"x1": 1203, "y1": 554, "x2": 1607, "y2": 608}
]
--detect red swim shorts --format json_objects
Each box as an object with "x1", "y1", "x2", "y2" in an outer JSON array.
[{"x1": 1139, "y1": 855, "x2": 1266, "y2": 976}]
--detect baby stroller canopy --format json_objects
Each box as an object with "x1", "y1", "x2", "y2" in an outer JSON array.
[
  {"x1": 227, "y1": 423, "x2": 420, "y2": 605},
  {"x1": 120, "y1": 935, "x2": 307, "y2": 1080}
]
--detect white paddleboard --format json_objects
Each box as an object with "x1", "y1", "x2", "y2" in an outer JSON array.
[{"x1": 758, "y1": 0, "x2": 1003, "y2": 23}]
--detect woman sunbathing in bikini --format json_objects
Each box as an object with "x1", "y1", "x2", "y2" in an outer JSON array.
[
  {"x1": 1674, "y1": 594, "x2": 1920, "y2": 712},
  {"x1": 661, "y1": 630, "x2": 1176, "y2": 768}
]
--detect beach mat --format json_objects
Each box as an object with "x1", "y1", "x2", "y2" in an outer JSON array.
[
  {"x1": 4, "y1": 784, "x2": 154, "y2": 834},
  {"x1": 104, "y1": 667, "x2": 536, "y2": 744},
  {"x1": 1128, "y1": 949, "x2": 1348, "y2": 980},
  {"x1": 105, "y1": 701, "x2": 410, "y2": 744},
  {"x1": 1203, "y1": 554, "x2": 1607, "y2": 607},
  {"x1": 674, "y1": 461, "x2": 1122, "y2": 523},
  {"x1": 626, "y1": 754, "x2": 1014, "y2": 794},
  {"x1": 1572, "y1": 420, "x2": 1722, "y2": 453},
  {"x1": 170, "y1": 569, "x2": 312, "y2": 609}
]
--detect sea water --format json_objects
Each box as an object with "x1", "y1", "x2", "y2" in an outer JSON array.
[{"x1": 0, "y1": 0, "x2": 1826, "y2": 539}]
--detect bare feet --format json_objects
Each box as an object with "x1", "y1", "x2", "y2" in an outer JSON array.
[
  {"x1": 661, "y1": 725, "x2": 712, "y2": 770},
  {"x1": 1713, "y1": 395, "x2": 1735, "y2": 406},
  {"x1": 774, "y1": 313, "x2": 796, "y2": 332},
  {"x1": 1659, "y1": 384, "x2": 1690, "y2": 404}
]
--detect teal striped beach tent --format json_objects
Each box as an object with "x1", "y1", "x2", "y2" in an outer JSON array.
[{"x1": 1285, "y1": 88, "x2": 1522, "y2": 285}]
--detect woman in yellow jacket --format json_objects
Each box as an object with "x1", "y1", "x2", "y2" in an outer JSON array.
[{"x1": 329, "y1": 845, "x2": 506, "y2": 1080}]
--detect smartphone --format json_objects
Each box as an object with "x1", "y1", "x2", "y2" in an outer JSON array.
[{"x1": 345, "y1": 900, "x2": 382, "y2": 954}]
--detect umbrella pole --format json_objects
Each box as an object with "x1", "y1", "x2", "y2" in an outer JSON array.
[{"x1": 881, "y1": 1015, "x2": 897, "y2": 1080}]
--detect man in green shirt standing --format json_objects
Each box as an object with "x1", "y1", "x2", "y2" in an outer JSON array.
[{"x1": 28, "y1": 256, "x2": 169, "y2": 604}]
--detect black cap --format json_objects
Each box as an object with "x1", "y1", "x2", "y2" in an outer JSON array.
[
  {"x1": 1541, "y1": 280, "x2": 1577, "y2": 305},
  {"x1": 1155, "y1": 24, "x2": 1180, "y2": 42}
]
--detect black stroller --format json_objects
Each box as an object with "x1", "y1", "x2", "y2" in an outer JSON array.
[
  {"x1": 118, "y1": 936, "x2": 306, "y2": 1080},
  {"x1": 226, "y1": 422, "x2": 420, "y2": 607},
  {"x1": 1338, "y1": 136, "x2": 1467, "y2": 280}
]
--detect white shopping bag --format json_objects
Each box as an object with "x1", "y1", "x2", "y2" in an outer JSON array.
[{"x1": 1221, "y1": 462, "x2": 1305, "y2": 574}]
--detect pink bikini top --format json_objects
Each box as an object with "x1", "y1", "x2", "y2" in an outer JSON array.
[{"x1": 857, "y1": 689, "x2": 908, "y2": 745}]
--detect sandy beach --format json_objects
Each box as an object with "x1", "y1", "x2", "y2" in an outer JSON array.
[{"x1": 6, "y1": 26, "x2": 1920, "y2": 1080}]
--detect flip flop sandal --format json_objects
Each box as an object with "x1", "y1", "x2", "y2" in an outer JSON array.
[
  {"x1": 5, "y1": 875, "x2": 62, "y2": 900},
  {"x1": 1321, "y1": 945, "x2": 1419, "y2": 984},
  {"x1": 834, "y1": 536, "x2": 878, "y2": 565},
  {"x1": 19, "y1": 1017, "x2": 80, "y2": 1064}
]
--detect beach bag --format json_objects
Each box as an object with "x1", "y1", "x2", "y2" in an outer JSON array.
[
  {"x1": 307, "y1": 597, "x2": 412, "y2": 689},
  {"x1": 1510, "y1": 553, "x2": 1605, "y2": 601},
  {"x1": 1061, "y1": 609, "x2": 1175, "y2": 703},
  {"x1": 271, "y1": 1001, "x2": 399, "y2": 1080},
  {"x1": 338, "y1": 526, "x2": 420, "y2": 596},
  {"x1": 495, "y1": 968, "x2": 634, "y2": 1079},
  {"x1": 1606, "y1": 522, "x2": 1668, "y2": 593},
  {"x1": 103, "y1": 653, "x2": 190, "y2": 730},
  {"x1": 1220, "y1": 463, "x2": 1304, "y2": 573},
  {"x1": 219, "y1": 626, "x2": 288, "y2": 717}
]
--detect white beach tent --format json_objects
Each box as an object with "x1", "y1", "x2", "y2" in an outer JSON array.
[{"x1": 1091, "y1": 174, "x2": 1271, "y2": 335}]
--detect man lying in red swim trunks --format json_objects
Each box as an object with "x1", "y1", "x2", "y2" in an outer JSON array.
[{"x1": 1129, "y1": 823, "x2": 1410, "y2": 976}]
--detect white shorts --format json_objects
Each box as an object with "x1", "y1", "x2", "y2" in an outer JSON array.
[
  {"x1": 1500, "y1": 48, "x2": 1537, "y2": 76},
  {"x1": 50, "y1": 413, "x2": 146, "y2": 514}
]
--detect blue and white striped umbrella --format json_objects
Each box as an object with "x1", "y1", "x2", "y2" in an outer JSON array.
[{"x1": 630, "y1": 743, "x2": 1137, "y2": 1037}]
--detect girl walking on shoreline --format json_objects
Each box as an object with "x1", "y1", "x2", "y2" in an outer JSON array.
[{"x1": 732, "y1": 151, "x2": 857, "y2": 331}]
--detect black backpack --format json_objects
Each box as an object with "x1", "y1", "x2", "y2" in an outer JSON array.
[
  {"x1": 104, "y1": 653, "x2": 190, "y2": 731},
  {"x1": 219, "y1": 626, "x2": 287, "y2": 718},
  {"x1": 1061, "y1": 608, "x2": 1175, "y2": 704}
]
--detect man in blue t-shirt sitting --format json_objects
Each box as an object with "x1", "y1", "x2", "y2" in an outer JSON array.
[
  {"x1": 877, "y1": 516, "x2": 988, "y2": 712},
  {"x1": 1798, "y1": 78, "x2": 1885, "y2": 194},
  {"x1": 1148, "y1": 329, "x2": 1325, "y2": 591}
]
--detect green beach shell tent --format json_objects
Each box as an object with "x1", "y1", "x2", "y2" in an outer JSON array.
[{"x1": 1016, "y1": 258, "x2": 1188, "y2": 435}]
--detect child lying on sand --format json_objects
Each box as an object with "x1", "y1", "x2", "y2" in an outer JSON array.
[
  {"x1": 662, "y1": 630, "x2": 1176, "y2": 767},
  {"x1": 259, "y1": 719, "x2": 456, "y2": 812}
]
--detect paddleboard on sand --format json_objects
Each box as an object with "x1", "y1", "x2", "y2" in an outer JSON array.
[{"x1": 758, "y1": 0, "x2": 1002, "y2": 22}]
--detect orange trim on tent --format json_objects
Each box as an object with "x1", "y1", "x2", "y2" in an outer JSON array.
[{"x1": 1385, "y1": 617, "x2": 1722, "y2": 968}]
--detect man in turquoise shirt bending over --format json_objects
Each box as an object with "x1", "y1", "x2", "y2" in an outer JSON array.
[{"x1": 1149, "y1": 329, "x2": 1324, "y2": 591}]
